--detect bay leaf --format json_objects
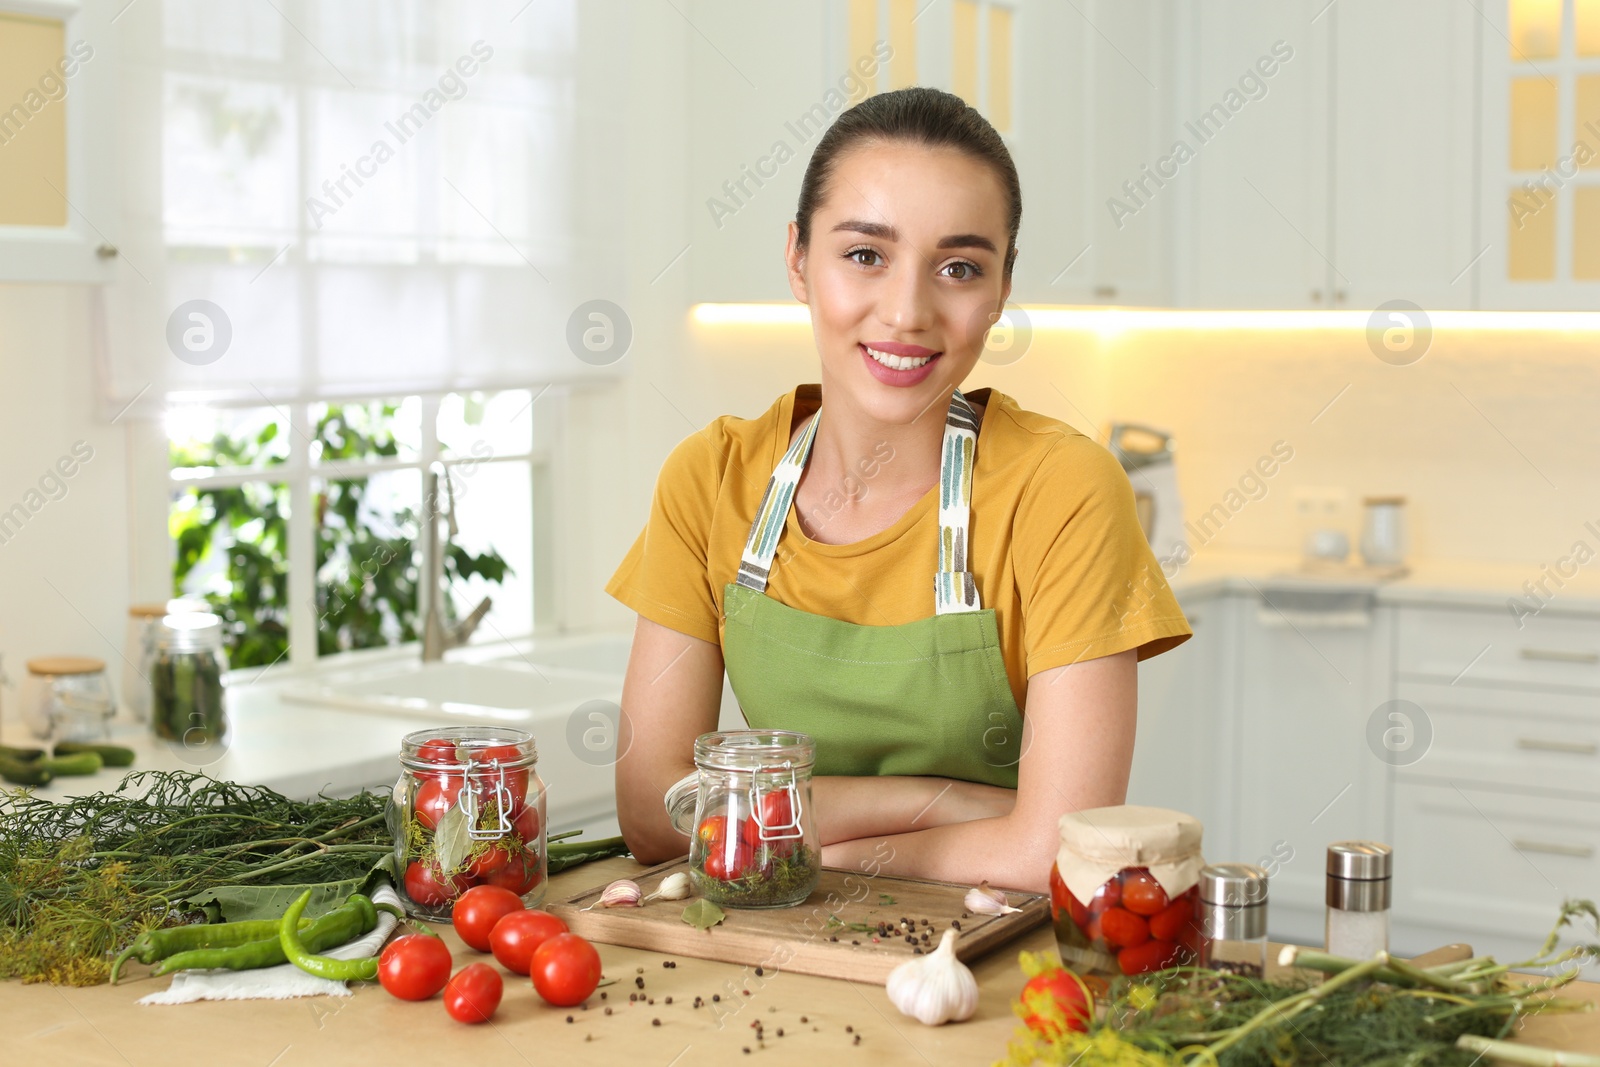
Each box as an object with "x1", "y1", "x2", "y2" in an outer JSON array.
[
  {"x1": 682, "y1": 899, "x2": 726, "y2": 931},
  {"x1": 433, "y1": 801, "x2": 471, "y2": 874}
]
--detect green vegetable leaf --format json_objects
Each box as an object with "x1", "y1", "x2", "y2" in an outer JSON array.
[
  {"x1": 682, "y1": 899, "x2": 726, "y2": 931},
  {"x1": 433, "y1": 802, "x2": 471, "y2": 874},
  {"x1": 878, "y1": 893, "x2": 896, "y2": 905}
]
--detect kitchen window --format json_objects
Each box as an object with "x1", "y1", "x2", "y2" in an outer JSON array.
[{"x1": 167, "y1": 390, "x2": 538, "y2": 672}]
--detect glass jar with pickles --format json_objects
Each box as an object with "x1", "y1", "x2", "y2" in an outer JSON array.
[
  {"x1": 1050, "y1": 805, "x2": 1205, "y2": 977},
  {"x1": 665, "y1": 730, "x2": 819, "y2": 909},
  {"x1": 391, "y1": 727, "x2": 546, "y2": 920}
]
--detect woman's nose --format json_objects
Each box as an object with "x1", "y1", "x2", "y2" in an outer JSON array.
[{"x1": 876, "y1": 253, "x2": 936, "y2": 332}]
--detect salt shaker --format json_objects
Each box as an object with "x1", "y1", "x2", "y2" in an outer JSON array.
[
  {"x1": 1198, "y1": 863, "x2": 1269, "y2": 978},
  {"x1": 1325, "y1": 841, "x2": 1392, "y2": 959}
]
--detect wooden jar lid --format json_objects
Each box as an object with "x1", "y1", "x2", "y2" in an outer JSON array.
[
  {"x1": 128, "y1": 603, "x2": 168, "y2": 618},
  {"x1": 26, "y1": 656, "x2": 106, "y2": 676}
]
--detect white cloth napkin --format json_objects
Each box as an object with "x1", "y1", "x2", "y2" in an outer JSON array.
[{"x1": 138, "y1": 884, "x2": 403, "y2": 1004}]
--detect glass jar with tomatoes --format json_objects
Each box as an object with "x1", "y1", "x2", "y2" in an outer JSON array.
[
  {"x1": 1050, "y1": 805, "x2": 1205, "y2": 978},
  {"x1": 391, "y1": 727, "x2": 546, "y2": 920},
  {"x1": 665, "y1": 730, "x2": 819, "y2": 909}
]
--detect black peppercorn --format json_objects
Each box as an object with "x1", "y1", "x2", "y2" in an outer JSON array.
[
  {"x1": 652, "y1": 1018, "x2": 661, "y2": 1027},
  {"x1": 755, "y1": 966, "x2": 764, "y2": 976}
]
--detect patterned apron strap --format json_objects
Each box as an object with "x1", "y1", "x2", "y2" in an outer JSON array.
[
  {"x1": 735, "y1": 389, "x2": 982, "y2": 615},
  {"x1": 935, "y1": 389, "x2": 981, "y2": 615},
  {"x1": 735, "y1": 405, "x2": 821, "y2": 593}
]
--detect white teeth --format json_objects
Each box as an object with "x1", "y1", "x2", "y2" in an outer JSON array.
[{"x1": 864, "y1": 345, "x2": 934, "y2": 370}]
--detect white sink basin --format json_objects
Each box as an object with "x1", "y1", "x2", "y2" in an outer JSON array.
[{"x1": 282, "y1": 660, "x2": 622, "y2": 723}]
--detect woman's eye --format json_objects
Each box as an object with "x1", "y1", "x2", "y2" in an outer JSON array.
[
  {"x1": 844, "y1": 247, "x2": 880, "y2": 268},
  {"x1": 943, "y1": 260, "x2": 983, "y2": 281}
]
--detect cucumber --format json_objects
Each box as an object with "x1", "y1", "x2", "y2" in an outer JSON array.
[
  {"x1": 53, "y1": 742, "x2": 135, "y2": 768},
  {"x1": 0, "y1": 754, "x2": 53, "y2": 786},
  {"x1": 0, "y1": 744, "x2": 45, "y2": 762},
  {"x1": 39, "y1": 752, "x2": 103, "y2": 776}
]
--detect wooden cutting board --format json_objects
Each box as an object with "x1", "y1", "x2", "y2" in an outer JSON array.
[{"x1": 547, "y1": 858, "x2": 1049, "y2": 984}]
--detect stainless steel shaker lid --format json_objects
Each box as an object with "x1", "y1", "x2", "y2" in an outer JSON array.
[
  {"x1": 1199, "y1": 863, "x2": 1269, "y2": 907},
  {"x1": 1327, "y1": 841, "x2": 1392, "y2": 880}
]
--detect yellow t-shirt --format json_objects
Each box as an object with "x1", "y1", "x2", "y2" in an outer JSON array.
[{"x1": 605, "y1": 384, "x2": 1192, "y2": 712}]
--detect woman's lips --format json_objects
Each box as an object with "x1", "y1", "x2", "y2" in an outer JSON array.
[{"x1": 860, "y1": 342, "x2": 942, "y2": 386}]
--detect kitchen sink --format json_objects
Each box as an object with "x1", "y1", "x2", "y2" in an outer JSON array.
[{"x1": 281, "y1": 659, "x2": 622, "y2": 724}]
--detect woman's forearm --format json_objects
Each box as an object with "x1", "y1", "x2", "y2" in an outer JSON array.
[
  {"x1": 810, "y1": 775, "x2": 1016, "y2": 845},
  {"x1": 819, "y1": 809, "x2": 1056, "y2": 895}
]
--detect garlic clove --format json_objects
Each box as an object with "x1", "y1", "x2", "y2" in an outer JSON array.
[
  {"x1": 585, "y1": 878, "x2": 642, "y2": 910},
  {"x1": 643, "y1": 871, "x2": 692, "y2": 903},
  {"x1": 963, "y1": 880, "x2": 1023, "y2": 916},
  {"x1": 885, "y1": 929, "x2": 979, "y2": 1026}
]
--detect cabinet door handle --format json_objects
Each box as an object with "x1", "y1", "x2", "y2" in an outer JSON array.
[
  {"x1": 1519, "y1": 647, "x2": 1600, "y2": 664},
  {"x1": 1516, "y1": 737, "x2": 1599, "y2": 756},
  {"x1": 1512, "y1": 838, "x2": 1595, "y2": 859}
]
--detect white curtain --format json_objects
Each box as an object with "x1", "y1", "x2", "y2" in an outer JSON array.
[{"x1": 98, "y1": 0, "x2": 631, "y2": 414}]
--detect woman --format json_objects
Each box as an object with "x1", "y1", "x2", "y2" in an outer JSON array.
[{"x1": 607, "y1": 87, "x2": 1191, "y2": 893}]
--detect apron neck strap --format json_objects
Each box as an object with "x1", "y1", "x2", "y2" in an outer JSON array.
[{"x1": 735, "y1": 389, "x2": 983, "y2": 615}]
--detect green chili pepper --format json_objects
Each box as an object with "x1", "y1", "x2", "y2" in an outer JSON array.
[
  {"x1": 152, "y1": 894, "x2": 377, "y2": 976},
  {"x1": 279, "y1": 889, "x2": 379, "y2": 982},
  {"x1": 112, "y1": 915, "x2": 314, "y2": 984}
]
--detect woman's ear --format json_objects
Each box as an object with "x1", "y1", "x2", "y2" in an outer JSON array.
[{"x1": 785, "y1": 221, "x2": 810, "y2": 305}]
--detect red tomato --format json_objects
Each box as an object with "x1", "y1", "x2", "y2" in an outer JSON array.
[
  {"x1": 530, "y1": 932, "x2": 603, "y2": 1007},
  {"x1": 1121, "y1": 870, "x2": 1169, "y2": 917},
  {"x1": 405, "y1": 859, "x2": 468, "y2": 907},
  {"x1": 1020, "y1": 966, "x2": 1092, "y2": 1037},
  {"x1": 475, "y1": 743, "x2": 529, "y2": 811},
  {"x1": 1118, "y1": 938, "x2": 1180, "y2": 975},
  {"x1": 378, "y1": 933, "x2": 453, "y2": 1001},
  {"x1": 1098, "y1": 906, "x2": 1150, "y2": 949},
  {"x1": 466, "y1": 842, "x2": 511, "y2": 881},
  {"x1": 452, "y1": 885, "x2": 526, "y2": 952},
  {"x1": 443, "y1": 962, "x2": 503, "y2": 1024},
  {"x1": 1087, "y1": 877, "x2": 1121, "y2": 914},
  {"x1": 417, "y1": 738, "x2": 458, "y2": 764},
  {"x1": 414, "y1": 774, "x2": 463, "y2": 831},
  {"x1": 483, "y1": 851, "x2": 543, "y2": 895},
  {"x1": 742, "y1": 791, "x2": 796, "y2": 843},
  {"x1": 489, "y1": 909, "x2": 569, "y2": 975},
  {"x1": 512, "y1": 803, "x2": 541, "y2": 845},
  {"x1": 697, "y1": 814, "x2": 755, "y2": 881},
  {"x1": 1148, "y1": 897, "x2": 1197, "y2": 942}
]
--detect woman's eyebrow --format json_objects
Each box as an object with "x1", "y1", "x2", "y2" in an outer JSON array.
[{"x1": 829, "y1": 218, "x2": 998, "y2": 254}]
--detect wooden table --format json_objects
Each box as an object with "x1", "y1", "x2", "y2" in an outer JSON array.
[{"x1": 4, "y1": 856, "x2": 1597, "y2": 1066}]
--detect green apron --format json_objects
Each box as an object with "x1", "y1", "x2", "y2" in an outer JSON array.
[{"x1": 721, "y1": 389, "x2": 1025, "y2": 790}]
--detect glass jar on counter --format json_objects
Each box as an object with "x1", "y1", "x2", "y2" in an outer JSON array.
[
  {"x1": 21, "y1": 657, "x2": 115, "y2": 742},
  {"x1": 391, "y1": 727, "x2": 547, "y2": 920},
  {"x1": 1050, "y1": 805, "x2": 1206, "y2": 977},
  {"x1": 666, "y1": 730, "x2": 819, "y2": 909},
  {"x1": 150, "y1": 613, "x2": 228, "y2": 748},
  {"x1": 1197, "y1": 863, "x2": 1270, "y2": 978},
  {"x1": 123, "y1": 599, "x2": 209, "y2": 723}
]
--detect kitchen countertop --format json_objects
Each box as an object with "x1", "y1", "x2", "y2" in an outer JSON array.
[
  {"x1": 5, "y1": 855, "x2": 1598, "y2": 1067},
  {"x1": 1172, "y1": 547, "x2": 1600, "y2": 615}
]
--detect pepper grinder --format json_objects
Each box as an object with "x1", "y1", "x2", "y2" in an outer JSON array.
[
  {"x1": 1325, "y1": 841, "x2": 1392, "y2": 959},
  {"x1": 1198, "y1": 863, "x2": 1270, "y2": 978}
]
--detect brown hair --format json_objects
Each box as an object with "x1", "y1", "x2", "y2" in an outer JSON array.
[{"x1": 794, "y1": 86, "x2": 1021, "y2": 278}]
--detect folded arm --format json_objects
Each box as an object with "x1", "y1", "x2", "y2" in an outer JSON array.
[{"x1": 819, "y1": 649, "x2": 1138, "y2": 894}]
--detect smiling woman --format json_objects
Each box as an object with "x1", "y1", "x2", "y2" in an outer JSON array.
[{"x1": 609, "y1": 87, "x2": 1192, "y2": 894}]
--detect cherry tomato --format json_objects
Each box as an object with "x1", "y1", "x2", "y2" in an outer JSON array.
[
  {"x1": 414, "y1": 774, "x2": 464, "y2": 831},
  {"x1": 378, "y1": 933, "x2": 453, "y2": 1001},
  {"x1": 1020, "y1": 965, "x2": 1092, "y2": 1037},
  {"x1": 405, "y1": 859, "x2": 469, "y2": 907},
  {"x1": 475, "y1": 743, "x2": 530, "y2": 811},
  {"x1": 466, "y1": 842, "x2": 511, "y2": 881},
  {"x1": 512, "y1": 803, "x2": 541, "y2": 845},
  {"x1": 417, "y1": 738, "x2": 458, "y2": 764},
  {"x1": 697, "y1": 815, "x2": 731, "y2": 846},
  {"x1": 1121, "y1": 869, "x2": 1169, "y2": 917},
  {"x1": 1049, "y1": 864, "x2": 1089, "y2": 927},
  {"x1": 443, "y1": 962, "x2": 503, "y2": 1024},
  {"x1": 489, "y1": 908, "x2": 569, "y2": 975},
  {"x1": 452, "y1": 884, "x2": 526, "y2": 952},
  {"x1": 483, "y1": 850, "x2": 542, "y2": 895},
  {"x1": 741, "y1": 792, "x2": 796, "y2": 845},
  {"x1": 1087, "y1": 877, "x2": 1121, "y2": 913},
  {"x1": 1098, "y1": 906, "x2": 1150, "y2": 949},
  {"x1": 1118, "y1": 938, "x2": 1180, "y2": 975},
  {"x1": 530, "y1": 932, "x2": 603, "y2": 1007},
  {"x1": 1148, "y1": 897, "x2": 1196, "y2": 943},
  {"x1": 702, "y1": 840, "x2": 754, "y2": 881}
]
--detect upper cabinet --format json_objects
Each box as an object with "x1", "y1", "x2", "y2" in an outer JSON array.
[
  {"x1": 0, "y1": 0, "x2": 118, "y2": 284},
  {"x1": 1479, "y1": 0, "x2": 1600, "y2": 308}
]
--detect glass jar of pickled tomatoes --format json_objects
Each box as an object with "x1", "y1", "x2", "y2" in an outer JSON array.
[{"x1": 1050, "y1": 805, "x2": 1205, "y2": 977}]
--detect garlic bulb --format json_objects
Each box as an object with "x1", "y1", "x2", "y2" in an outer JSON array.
[
  {"x1": 585, "y1": 878, "x2": 642, "y2": 910},
  {"x1": 886, "y1": 929, "x2": 979, "y2": 1026},
  {"x1": 964, "y1": 881, "x2": 1023, "y2": 916},
  {"x1": 643, "y1": 871, "x2": 692, "y2": 903}
]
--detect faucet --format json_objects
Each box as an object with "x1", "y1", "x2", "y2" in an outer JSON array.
[{"x1": 420, "y1": 462, "x2": 493, "y2": 662}]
